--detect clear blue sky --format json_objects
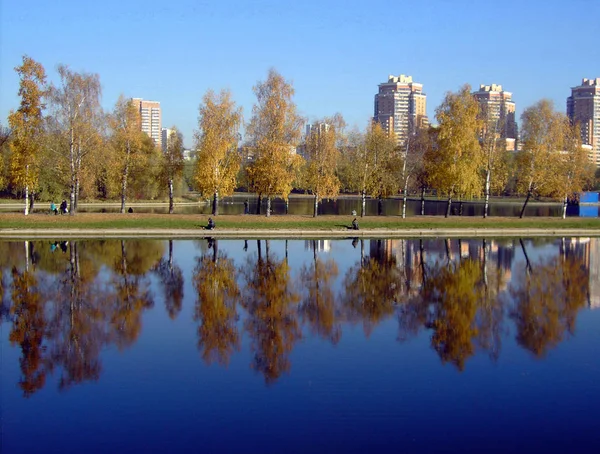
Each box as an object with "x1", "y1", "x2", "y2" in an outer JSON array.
[{"x1": 1, "y1": 0, "x2": 599, "y2": 147}]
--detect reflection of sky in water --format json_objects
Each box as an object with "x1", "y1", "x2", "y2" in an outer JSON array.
[{"x1": 2, "y1": 237, "x2": 600, "y2": 452}]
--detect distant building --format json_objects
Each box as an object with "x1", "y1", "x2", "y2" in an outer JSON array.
[
  {"x1": 472, "y1": 84, "x2": 518, "y2": 150},
  {"x1": 161, "y1": 127, "x2": 175, "y2": 152},
  {"x1": 567, "y1": 78, "x2": 600, "y2": 166},
  {"x1": 374, "y1": 75, "x2": 428, "y2": 146},
  {"x1": 131, "y1": 98, "x2": 162, "y2": 148}
]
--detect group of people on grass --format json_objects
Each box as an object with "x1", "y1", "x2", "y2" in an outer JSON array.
[{"x1": 50, "y1": 200, "x2": 68, "y2": 215}]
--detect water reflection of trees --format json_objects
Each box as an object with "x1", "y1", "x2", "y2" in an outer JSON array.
[
  {"x1": 2, "y1": 237, "x2": 595, "y2": 393},
  {"x1": 241, "y1": 240, "x2": 301, "y2": 384},
  {"x1": 153, "y1": 240, "x2": 184, "y2": 319},
  {"x1": 509, "y1": 248, "x2": 588, "y2": 357},
  {"x1": 300, "y1": 240, "x2": 341, "y2": 344},
  {"x1": 5, "y1": 239, "x2": 163, "y2": 396},
  {"x1": 193, "y1": 239, "x2": 240, "y2": 366},
  {"x1": 342, "y1": 239, "x2": 401, "y2": 336},
  {"x1": 9, "y1": 267, "x2": 48, "y2": 396}
]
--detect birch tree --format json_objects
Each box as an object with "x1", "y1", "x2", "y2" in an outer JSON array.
[
  {"x1": 109, "y1": 96, "x2": 145, "y2": 213},
  {"x1": 194, "y1": 89, "x2": 242, "y2": 216},
  {"x1": 246, "y1": 69, "x2": 304, "y2": 216},
  {"x1": 8, "y1": 56, "x2": 47, "y2": 215},
  {"x1": 301, "y1": 115, "x2": 344, "y2": 217},
  {"x1": 47, "y1": 65, "x2": 102, "y2": 215},
  {"x1": 364, "y1": 122, "x2": 401, "y2": 215},
  {"x1": 479, "y1": 105, "x2": 510, "y2": 218},
  {"x1": 400, "y1": 126, "x2": 430, "y2": 218},
  {"x1": 425, "y1": 85, "x2": 483, "y2": 217},
  {"x1": 552, "y1": 122, "x2": 593, "y2": 218},
  {"x1": 515, "y1": 100, "x2": 562, "y2": 218},
  {"x1": 161, "y1": 127, "x2": 185, "y2": 214}
]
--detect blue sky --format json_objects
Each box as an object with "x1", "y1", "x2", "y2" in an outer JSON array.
[{"x1": 1, "y1": 0, "x2": 598, "y2": 147}]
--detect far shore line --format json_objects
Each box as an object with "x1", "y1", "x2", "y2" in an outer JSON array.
[{"x1": 1, "y1": 228, "x2": 600, "y2": 240}]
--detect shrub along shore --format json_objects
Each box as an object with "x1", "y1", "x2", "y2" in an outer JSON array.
[{"x1": 1, "y1": 213, "x2": 600, "y2": 239}]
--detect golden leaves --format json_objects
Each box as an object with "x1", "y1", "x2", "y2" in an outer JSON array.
[{"x1": 194, "y1": 89, "x2": 243, "y2": 200}]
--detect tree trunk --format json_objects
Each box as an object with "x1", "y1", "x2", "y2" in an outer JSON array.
[
  {"x1": 378, "y1": 196, "x2": 383, "y2": 216},
  {"x1": 420, "y1": 187, "x2": 425, "y2": 216},
  {"x1": 483, "y1": 168, "x2": 491, "y2": 218},
  {"x1": 29, "y1": 191, "x2": 35, "y2": 213},
  {"x1": 74, "y1": 174, "x2": 80, "y2": 214},
  {"x1": 419, "y1": 238, "x2": 426, "y2": 281},
  {"x1": 121, "y1": 140, "x2": 132, "y2": 214},
  {"x1": 402, "y1": 177, "x2": 409, "y2": 219},
  {"x1": 483, "y1": 238, "x2": 488, "y2": 287},
  {"x1": 120, "y1": 169, "x2": 128, "y2": 214},
  {"x1": 24, "y1": 184, "x2": 29, "y2": 216},
  {"x1": 266, "y1": 197, "x2": 271, "y2": 217},
  {"x1": 313, "y1": 194, "x2": 318, "y2": 218},
  {"x1": 459, "y1": 200, "x2": 463, "y2": 216},
  {"x1": 168, "y1": 178, "x2": 174, "y2": 214},
  {"x1": 445, "y1": 195, "x2": 452, "y2": 218},
  {"x1": 285, "y1": 198, "x2": 289, "y2": 215},
  {"x1": 70, "y1": 183, "x2": 76, "y2": 216},
  {"x1": 212, "y1": 239, "x2": 218, "y2": 263},
  {"x1": 212, "y1": 190, "x2": 219, "y2": 216},
  {"x1": 562, "y1": 194, "x2": 568, "y2": 219},
  {"x1": 519, "y1": 238, "x2": 532, "y2": 275},
  {"x1": 256, "y1": 194, "x2": 262, "y2": 215},
  {"x1": 361, "y1": 190, "x2": 366, "y2": 217},
  {"x1": 519, "y1": 190, "x2": 531, "y2": 219},
  {"x1": 69, "y1": 128, "x2": 76, "y2": 216}
]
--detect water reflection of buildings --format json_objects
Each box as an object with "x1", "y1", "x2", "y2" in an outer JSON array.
[
  {"x1": 304, "y1": 240, "x2": 331, "y2": 252},
  {"x1": 369, "y1": 238, "x2": 516, "y2": 294},
  {"x1": 569, "y1": 237, "x2": 600, "y2": 309}
]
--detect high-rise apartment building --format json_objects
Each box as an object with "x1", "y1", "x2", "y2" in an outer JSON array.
[
  {"x1": 161, "y1": 127, "x2": 174, "y2": 152},
  {"x1": 567, "y1": 78, "x2": 600, "y2": 166},
  {"x1": 374, "y1": 75, "x2": 428, "y2": 146},
  {"x1": 132, "y1": 98, "x2": 162, "y2": 148},
  {"x1": 472, "y1": 84, "x2": 518, "y2": 150}
]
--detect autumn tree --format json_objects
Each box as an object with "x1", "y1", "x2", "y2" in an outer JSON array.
[
  {"x1": 425, "y1": 85, "x2": 483, "y2": 217},
  {"x1": 515, "y1": 100, "x2": 563, "y2": 218},
  {"x1": 8, "y1": 56, "x2": 47, "y2": 215},
  {"x1": 478, "y1": 104, "x2": 511, "y2": 218},
  {"x1": 161, "y1": 127, "x2": 185, "y2": 214},
  {"x1": 246, "y1": 69, "x2": 304, "y2": 216},
  {"x1": 128, "y1": 133, "x2": 162, "y2": 200},
  {"x1": 551, "y1": 122, "x2": 594, "y2": 218},
  {"x1": 344, "y1": 123, "x2": 398, "y2": 217},
  {"x1": 109, "y1": 95, "x2": 146, "y2": 213},
  {"x1": 194, "y1": 89, "x2": 242, "y2": 215},
  {"x1": 193, "y1": 239, "x2": 240, "y2": 365},
  {"x1": 47, "y1": 65, "x2": 102, "y2": 214},
  {"x1": 364, "y1": 122, "x2": 401, "y2": 215},
  {"x1": 301, "y1": 115, "x2": 344, "y2": 217},
  {"x1": 400, "y1": 126, "x2": 430, "y2": 218}
]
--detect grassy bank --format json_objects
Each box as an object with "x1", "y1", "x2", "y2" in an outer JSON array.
[{"x1": 1, "y1": 213, "x2": 600, "y2": 231}]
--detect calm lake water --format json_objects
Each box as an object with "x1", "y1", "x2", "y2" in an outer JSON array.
[
  {"x1": 1, "y1": 194, "x2": 594, "y2": 217},
  {"x1": 1, "y1": 237, "x2": 600, "y2": 452}
]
